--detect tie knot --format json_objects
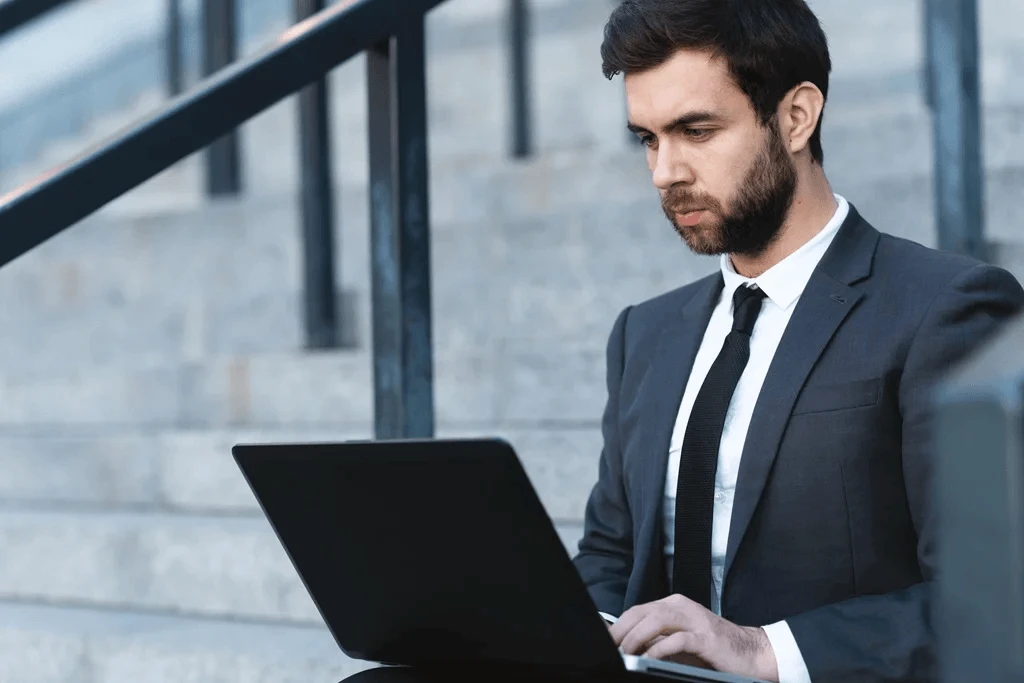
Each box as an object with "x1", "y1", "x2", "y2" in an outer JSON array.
[{"x1": 732, "y1": 285, "x2": 767, "y2": 335}]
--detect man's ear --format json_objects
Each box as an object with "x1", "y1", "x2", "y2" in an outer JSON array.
[{"x1": 778, "y1": 81, "x2": 825, "y2": 156}]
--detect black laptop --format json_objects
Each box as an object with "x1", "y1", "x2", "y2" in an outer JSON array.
[{"x1": 232, "y1": 437, "x2": 766, "y2": 682}]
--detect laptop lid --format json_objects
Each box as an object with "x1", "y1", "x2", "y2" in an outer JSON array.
[{"x1": 232, "y1": 437, "x2": 625, "y2": 675}]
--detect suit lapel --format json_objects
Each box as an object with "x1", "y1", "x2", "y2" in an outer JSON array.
[
  {"x1": 638, "y1": 274, "x2": 723, "y2": 516},
  {"x1": 723, "y1": 207, "x2": 880, "y2": 580}
]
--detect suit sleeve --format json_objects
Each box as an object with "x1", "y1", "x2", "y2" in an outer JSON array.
[
  {"x1": 572, "y1": 305, "x2": 635, "y2": 616},
  {"x1": 784, "y1": 263, "x2": 1024, "y2": 683}
]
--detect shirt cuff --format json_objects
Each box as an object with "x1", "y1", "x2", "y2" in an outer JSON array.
[{"x1": 761, "y1": 620, "x2": 812, "y2": 683}]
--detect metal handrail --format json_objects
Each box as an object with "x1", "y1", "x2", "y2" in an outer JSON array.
[
  {"x1": 0, "y1": 0, "x2": 78, "y2": 37},
  {"x1": 0, "y1": 0, "x2": 540, "y2": 439},
  {"x1": 0, "y1": 0, "x2": 445, "y2": 439},
  {"x1": 0, "y1": 0, "x2": 440, "y2": 266}
]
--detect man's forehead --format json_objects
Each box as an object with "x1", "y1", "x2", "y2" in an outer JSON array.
[{"x1": 624, "y1": 50, "x2": 741, "y2": 128}]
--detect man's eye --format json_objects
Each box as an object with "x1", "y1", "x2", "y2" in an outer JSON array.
[
  {"x1": 685, "y1": 128, "x2": 712, "y2": 140},
  {"x1": 639, "y1": 135, "x2": 656, "y2": 148}
]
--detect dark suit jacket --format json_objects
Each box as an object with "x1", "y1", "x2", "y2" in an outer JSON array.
[{"x1": 573, "y1": 206, "x2": 1024, "y2": 682}]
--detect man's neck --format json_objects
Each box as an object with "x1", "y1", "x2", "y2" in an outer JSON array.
[{"x1": 729, "y1": 170, "x2": 838, "y2": 279}]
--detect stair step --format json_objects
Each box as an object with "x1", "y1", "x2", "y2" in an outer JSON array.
[
  {"x1": 0, "y1": 426, "x2": 600, "y2": 522},
  {"x1": 0, "y1": 507, "x2": 584, "y2": 624},
  {"x1": 0, "y1": 600, "x2": 370, "y2": 683},
  {"x1": 0, "y1": 335, "x2": 616, "y2": 427}
]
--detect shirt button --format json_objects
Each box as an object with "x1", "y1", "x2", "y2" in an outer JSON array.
[{"x1": 714, "y1": 491, "x2": 726, "y2": 503}]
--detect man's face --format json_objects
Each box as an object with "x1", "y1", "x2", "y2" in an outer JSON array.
[{"x1": 625, "y1": 49, "x2": 797, "y2": 257}]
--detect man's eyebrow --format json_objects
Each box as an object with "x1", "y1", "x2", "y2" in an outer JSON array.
[{"x1": 627, "y1": 111, "x2": 725, "y2": 136}]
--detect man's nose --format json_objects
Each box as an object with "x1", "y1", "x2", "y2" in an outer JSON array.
[{"x1": 651, "y1": 142, "x2": 696, "y2": 190}]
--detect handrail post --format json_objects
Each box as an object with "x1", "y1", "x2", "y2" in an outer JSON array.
[
  {"x1": 295, "y1": 0, "x2": 339, "y2": 349},
  {"x1": 202, "y1": 0, "x2": 242, "y2": 196},
  {"x1": 166, "y1": 0, "x2": 183, "y2": 97},
  {"x1": 922, "y1": 0, "x2": 935, "y2": 111},
  {"x1": 926, "y1": 0, "x2": 985, "y2": 259},
  {"x1": 367, "y1": 18, "x2": 435, "y2": 440},
  {"x1": 508, "y1": 0, "x2": 532, "y2": 158},
  {"x1": 393, "y1": 16, "x2": 435, "y2": 440}
]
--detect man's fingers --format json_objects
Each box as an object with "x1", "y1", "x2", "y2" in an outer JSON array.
[
  {"x1": 611, "y1": 597, "x2": 707, "y2": 648},
  {"x1": 619, "y1": 613, "x2": 678, "y2": 656},
  {"x1": 608, "y1": 603, "x2": 653, "y2": 644},
  {"x1": 643, "y1": 631, "x2": 709, "y2": 663}
]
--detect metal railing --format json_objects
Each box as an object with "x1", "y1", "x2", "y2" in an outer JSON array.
[
  {"x1": 4, "y1": 0, "x2": 535, "y2": 351},
  {"x1": 201, "y1": 0, "x2": 243, "y2": 197},
  {"x1": 923, "y1": 0, "x2": 985, "y2": 260},
  {"x1": 0, "y1": 0, "x2": 539, "y2": 437},
  {"x1": 0, "y1": 0, "x2": 444, "y2": 439},
  {"x1": 295, "y1": 0, "x2": 341, "y2": 350},
  {"x1": 507, "y1": 0, "x2": 532, "y2": 158},
  {"x1": 0, "y1": 0, "x2": 78, "y2": 35},
  {"x1": 166, "y1": 0, "x2": 184, "y2": 96}
]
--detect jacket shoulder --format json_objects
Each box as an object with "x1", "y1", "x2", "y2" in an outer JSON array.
[{"x1": 874, "y1": 232, "x2": 983, "y2": 281}]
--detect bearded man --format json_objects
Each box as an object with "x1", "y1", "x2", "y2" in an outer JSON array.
[{"x1": 572, "y1": 1, "x2": 1024, "y2": 682}]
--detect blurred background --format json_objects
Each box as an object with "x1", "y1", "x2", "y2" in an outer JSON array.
[{"x1": 0, "y1": 0, "x2": 1021, "y2": 680}]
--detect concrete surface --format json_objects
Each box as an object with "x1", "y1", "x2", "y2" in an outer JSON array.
[
  {"x1": 0, "y1": 600, "x2": 372, "y2": 683},
  {"x1": 2, "y1": 0, "x2": 1024, "y2": 680}
]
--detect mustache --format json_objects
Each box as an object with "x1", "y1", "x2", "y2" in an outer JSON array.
[{"x1": 661, "y1": 190, "x2": 722, "y2": 214}]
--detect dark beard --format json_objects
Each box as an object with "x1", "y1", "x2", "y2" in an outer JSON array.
[{"x1": 661, "y1": 121, "x2": 797, "y2": 258}]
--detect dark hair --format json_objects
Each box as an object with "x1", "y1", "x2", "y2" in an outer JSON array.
[{"x1": 601, "y1": 0, "x2": 831, "y2": 164}]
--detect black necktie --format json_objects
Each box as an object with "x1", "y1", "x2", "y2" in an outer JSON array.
[{"x1": 672, "y1": 284, "x2": 767, "y2": 608}]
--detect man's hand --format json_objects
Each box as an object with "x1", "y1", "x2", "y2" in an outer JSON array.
[{"x1": 608, "y1": 594, "x2": 779, "y2": 682}]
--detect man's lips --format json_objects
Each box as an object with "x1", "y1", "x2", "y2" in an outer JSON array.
[{"x1": 674, "y1": 209, "x2": 706, "y2": 227}]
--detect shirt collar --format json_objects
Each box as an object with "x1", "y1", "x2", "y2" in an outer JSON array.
[{"x1": 720, "y1": 194, "x2": 850, "y2": 311}]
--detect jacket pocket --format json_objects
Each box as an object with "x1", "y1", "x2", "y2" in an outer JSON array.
[{"x1": 791, "y1": 377, "x2": 881, "y2": 415}]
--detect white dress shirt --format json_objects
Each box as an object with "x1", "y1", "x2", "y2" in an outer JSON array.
[{"x1": 662, "y1": 194, "x2": 850, "y2": 683}]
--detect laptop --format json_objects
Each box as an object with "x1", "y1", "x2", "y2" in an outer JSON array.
[{"x1": 232, "y1": 437, "x2": 767, "y2": 682}]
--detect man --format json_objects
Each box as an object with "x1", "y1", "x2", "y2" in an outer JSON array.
[{"x1": 572, "y1": 1, "x2": 1024, "y2": 682}]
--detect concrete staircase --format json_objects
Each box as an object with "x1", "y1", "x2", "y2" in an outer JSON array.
[{"x1": 3, "y1": 0, "x2": 1024, "y2": 681}]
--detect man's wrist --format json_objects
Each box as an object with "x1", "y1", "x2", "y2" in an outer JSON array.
[{"x1": 750, "y1": 626, "x2": 780, "y2": 682}]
